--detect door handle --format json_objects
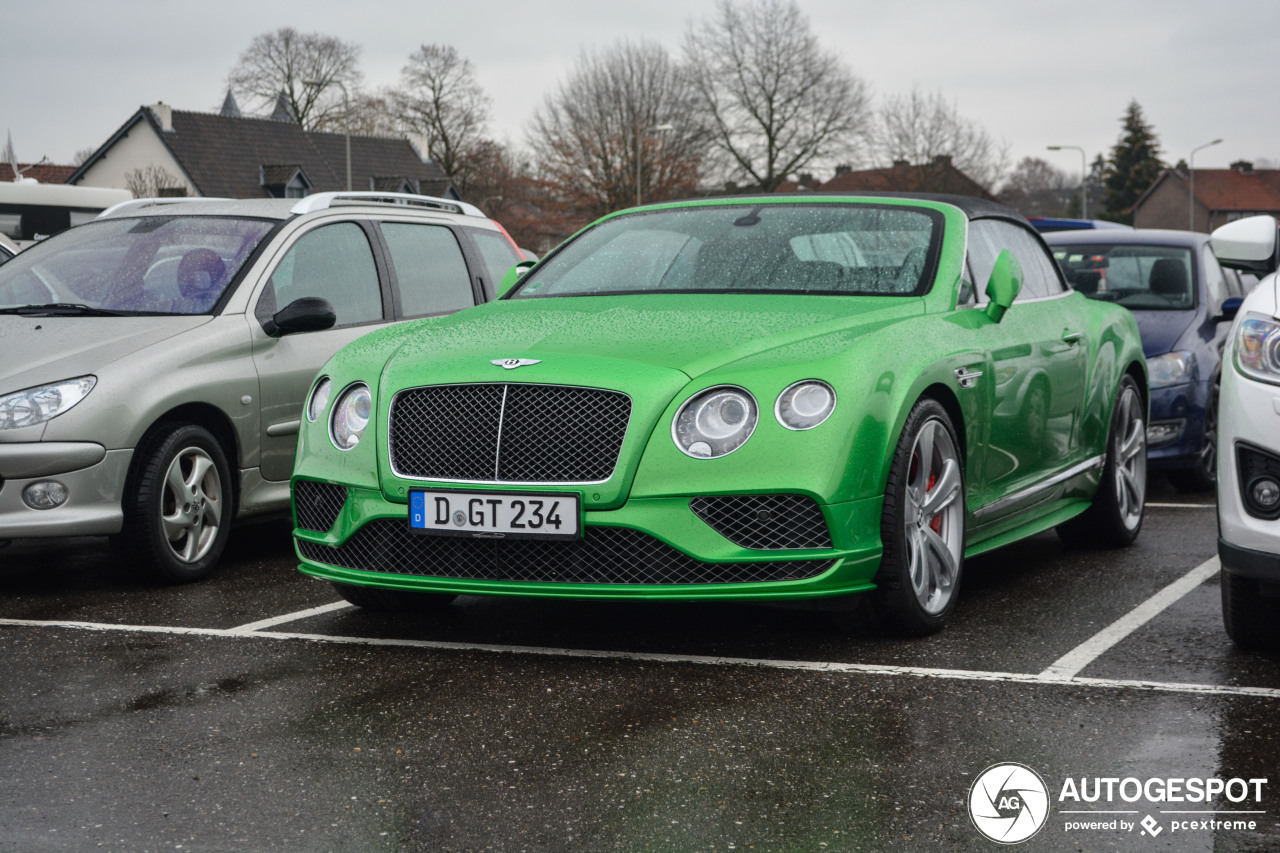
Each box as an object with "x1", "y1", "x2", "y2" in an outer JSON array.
[{"x1": 1061, "y1": 330, "x2": 1083, "y2": 345}]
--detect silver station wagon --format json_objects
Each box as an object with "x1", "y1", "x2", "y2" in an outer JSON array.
[{"x1": 0, "y1": 192, "x2": 521, "y2": 582}]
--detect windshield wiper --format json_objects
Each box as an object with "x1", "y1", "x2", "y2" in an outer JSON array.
[{"x1": 0, "y1": 303, "x2": 132, "y2": 317}]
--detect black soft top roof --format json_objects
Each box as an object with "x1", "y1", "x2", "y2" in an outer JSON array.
[{"x1": 697, "y1": 191, "x2": 1028, "y2": 225}]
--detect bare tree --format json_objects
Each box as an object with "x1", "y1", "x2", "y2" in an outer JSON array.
[
  {"x1": 391, "y1": 45, "x2": 492, "y2": 195},
  {"x1": 873, "y1": 87, "x2": 1009, "y2": 192},
  {"x1": 529, "y1": 39, "x2": 706, "y2": 220},
  {"x1": 345, "y1": 89, "x2": 403, "y2": 138},
  {"x1": 124, "y1": 164, "x2": 187, "y2": 198},
  {"x1": 998, "y1": 156, "x2": 1078, "y2": 217},
  {"x1": 683, "y1": 0, "x2": 871, "y2": 192},
  {"x1": 228, "y1": 27, "x2": 363, "y2": 130}
]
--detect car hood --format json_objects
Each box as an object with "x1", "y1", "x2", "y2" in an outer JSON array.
[
  {"x1": 1131, "y1": 310, "x2": 1196, "y2": 357},
  {"x1": 380, "y1": 294, "x2": 923, "y2": 387},
  {"x1": 0, "y1": 314, "x2": 214, "y2": 392}
]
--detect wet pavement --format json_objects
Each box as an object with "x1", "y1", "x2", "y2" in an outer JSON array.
[{"x1": 1, "y1": 481, "x2": 1278, "y2": 852}]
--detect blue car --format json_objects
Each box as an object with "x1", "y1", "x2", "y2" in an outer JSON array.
[{"x1": 1045, "y1": 229, "x2": 1251, "y2": 491}]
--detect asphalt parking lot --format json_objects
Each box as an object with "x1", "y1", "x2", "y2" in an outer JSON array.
[{"x1": 1, "y1": 481, "x2": 1277, "y2": 852}]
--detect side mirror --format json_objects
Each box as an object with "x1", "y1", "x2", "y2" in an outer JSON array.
[
  {"x1": 985, "y1": 249, "x2": 1023, "y2": 323},
  {"x1": 1215, "y1": 296, "x2": 1244, "y2": 324},
  {"x1": 262, "y1": 296, "x2": 336, "y2": 337},
  {"x1": 497, "y1": 260, "x2": 536, "y2": 298},
  {"x1": 1211, "y1": 215, "x2": 1279, "y2": 274}
]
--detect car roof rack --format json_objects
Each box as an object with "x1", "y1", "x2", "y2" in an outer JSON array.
[
  {"x1": 97, "y1": 197, "x2": 234, "y2": 219},
  {"x1": 289, "y1": 192, "x2": 486, "y2": 218}
]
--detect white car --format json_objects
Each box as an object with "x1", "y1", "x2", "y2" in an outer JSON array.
[{"x1": 1211, "y1": 215, "x2": 1280, "y2": 648}]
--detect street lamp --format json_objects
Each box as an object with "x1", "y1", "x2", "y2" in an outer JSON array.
[
  {"x1": 304, "y1": 78, "x2": 352, "y2": 192},
  {"x1": 1189, "y1": 138, "x2": 1223, "y2": 231},
  {"x1": 1047, "y1": 145, "x2": 1087, "y2": 219},
  {"x1": 636, "y1": 124, "x2": 674, "y2": 206}
]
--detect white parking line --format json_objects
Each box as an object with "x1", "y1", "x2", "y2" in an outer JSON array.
[
  {"x1": 1040, "y1": 557, "x2": 1221, "y2": 680},
  {"x1": 1147, "y1": 502, "x2": 1216, "y2": 509},
  {"x1": 227, "y1": 601, "x2": 354, "y2": 634},
  {"x1": 4, "y1": 561, "x2": 1276, "y2": 700}
]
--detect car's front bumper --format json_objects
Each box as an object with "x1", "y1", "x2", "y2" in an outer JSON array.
[
  {"x1": 293, "y1": 484, "x2": 886, "y2": 601},
  {"x1": 1217, "y1": 363, "x2": 1280, "y2": 560},
  {"x1": 1146, "y1": 379, "x2": 1212, "y2": 469},
  {"x1": 0, "y1": 442, "x2": 131, "y2": 538}
]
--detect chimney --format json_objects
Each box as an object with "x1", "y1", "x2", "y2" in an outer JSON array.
[
  {"x1": 148, "y1": 102, "x2": 173, "y2": 132},
  {"x1": 1231, "y1": 160, "x2": 1255, "y2": 174},
  {"x1": 892, "y1": 159, "x2": 909, "y2": 168},
  {"x1": 931, "y1": 154, "x2": 953, "y2": 168},
  {"x1": 834, "y1": 164, "x2": 852, "y2": 176}
]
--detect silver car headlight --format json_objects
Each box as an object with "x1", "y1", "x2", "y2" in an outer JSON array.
[
  {"x1": 330, "y1": 383, "x2": 371, "y2": 450},
  {"x1": 775, "y1": 380, "x2": 836, "y2": 430},
  {"x1": 0, "y1": 376, "x2": 97, "y2": 430},
  {"x1": 673, "y1": 386, "x2": 758, "y2": 459},
  {"x1": 1146, "y1": 352, "x2": 1194, "y2": 389},
  {"x1": 1235, "y1": 313, "x2": 1280, "y2": 386},
  {"x1": 306, "y1": 377, "x2": 332, "y2": 423}
]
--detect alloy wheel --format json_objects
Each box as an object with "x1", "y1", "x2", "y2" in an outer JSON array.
[{"x1": 902, "y1": 418, "x2": 964, "y2": 615}]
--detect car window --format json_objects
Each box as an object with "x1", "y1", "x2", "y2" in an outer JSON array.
[
  {"x1": 1050, "y1": 243, "x2": 1195, "y2": 311},
  {"x1": 972, "y1": 219, "x2": 1062, "y2": 301},
  {"x1": 381, "y1": 223, "x2": 475, "y2": 318},
  {"x1": 1202, "y1": 245, "x2": 1230, "y2": 307},
  {"x1": 466, "y1": 227, "x2": 523, "y2": 288},
  {"x1": 259, "y1": 223, "x2": 382, "y2": 327},
  {"x1": 0, "y1": 216, "x2": 274, "y2": 313},
  {"x1": 965, "y1": 221, "x2": 1002, "y2": 305},
  {"x1": 513, "y1": 204, "x2": 943, "y2": 298}
]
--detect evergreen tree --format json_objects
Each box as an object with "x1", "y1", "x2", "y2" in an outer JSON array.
[{"x1": 1101, "y1": 101, "x2": 1163, "y2": 224}]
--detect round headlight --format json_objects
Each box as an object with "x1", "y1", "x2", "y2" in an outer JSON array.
[
  {"x1": 330, "y1": 384, "x2": 371, "y2": 450},
  {"x1": 307, "y1": 377, "x2": 332, "y2": 423},
  {"x1": 673, "y1": 386, "x2": 758, "y2": 459},
  {"x1": 775, "y1": 380, "x2": 836, "y2": 430}
]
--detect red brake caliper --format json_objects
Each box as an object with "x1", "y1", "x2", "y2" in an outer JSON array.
[{"x1": 926, "y1": 469, "x2": 942, "y2": 533}]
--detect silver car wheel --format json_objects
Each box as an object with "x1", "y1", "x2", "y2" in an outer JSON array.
[
  {"x1": 1112, "y1": 384, "x2": 1146, "y2": 532},
  {"x1": 902, "y1": 418, "x2": 964, "y2": 616},
  {"x1": 160, "y1": 446, "x2": 224, "y2": 564}
]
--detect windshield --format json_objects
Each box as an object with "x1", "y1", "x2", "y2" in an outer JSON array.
[
  {"x1": 513, "y1": 203, "x2": 942, "y2": 299},
  {"x1": 0, "y1": 216, "x2": 276, "y2": 314},
  {"x1": 1052, "y1": 244, "x2": 1196, "y2": 311}
]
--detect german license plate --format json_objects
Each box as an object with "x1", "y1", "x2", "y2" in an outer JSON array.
[{"x1": 408, "y1": 489, "x2": 581, "y2": 540}]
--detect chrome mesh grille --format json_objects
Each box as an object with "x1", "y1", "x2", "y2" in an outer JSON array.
[
  {"x1": 388, "y1": 384, "x2": 631, "y2": 483},
  {"x1": 297, "y1": 520, "x2": 834, "y2": 585},
  {"x1": 690, "y1": 494, "x2": 833, "y2": 550},
  {"x1": 293, "y1": 480, "x2": 348, "y2": 533}
]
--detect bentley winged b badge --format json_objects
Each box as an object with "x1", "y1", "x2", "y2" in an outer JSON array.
[{"x1": 491, "y1": 358, "x2": 541, "y2": 370}]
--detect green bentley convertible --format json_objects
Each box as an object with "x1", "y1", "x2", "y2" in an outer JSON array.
[{"x1": 291, "y1": 194, "x2": 1148, "y2": 635}]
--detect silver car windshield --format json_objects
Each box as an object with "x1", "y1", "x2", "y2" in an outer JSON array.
[
  {"x1": 0, "y1": 216, "x2": 276, "y2": 315},
  {"x1": 513, "y1": 203, "x2": 942, "y2": 299}
]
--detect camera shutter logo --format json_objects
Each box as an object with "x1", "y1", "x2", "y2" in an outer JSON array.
[{"x1": 968, "y1": 763, "x2": 1050, "y2": 844}]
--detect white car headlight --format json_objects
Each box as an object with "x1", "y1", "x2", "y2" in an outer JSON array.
[
  {"x1": 1146, "y1": 352, "x2": 1194, "y2": 389},
  {"x1": 1235, "y1": 313, "x2": 1280, "y2": 385},
  {"x1": 673, "y1": 386, "x2": 758, "y2": 459},
  {"x1": 775, "y1": 380, "x2": 836, "y2": 430},
  {"x1": 330, "y1": 383, "x2": 371, "y2": 450},
  {"x1": 0, "y1": 376, "x2": 97, "y2": 430},
  {"x1": 307, "y1": 377, "x2": 332, "y2": 423}
]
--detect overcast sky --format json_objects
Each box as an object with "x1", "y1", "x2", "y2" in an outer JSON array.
[{"x1": 5, "y1": 0, "x2": 1278, "y2": 185}]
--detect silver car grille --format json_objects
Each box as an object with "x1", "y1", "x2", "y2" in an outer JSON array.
[{"x1": 388, "y1": 383, "x2": 632, "y2": 483}]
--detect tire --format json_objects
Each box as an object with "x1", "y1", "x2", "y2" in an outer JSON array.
[
  {"x1": 332, "y1": 582, "x2": 457, "y2": 612},
  {"x1": 122, "y1": 422, "x2": 233, "y2": 584},
  {"x1": 1057, "y1": 375, "x2": 1146, "y2": 547},
  {"x1": 1168, "y1": 378, "x2": 1218, "y2": 493},
  {"x1": 873, "y1": 399, "x2": 966, "y2": 636},
  {"x1": 1221, "y1": 569, "x2": 1280, "y2": 651}
]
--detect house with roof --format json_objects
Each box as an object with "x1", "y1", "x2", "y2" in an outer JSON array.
[
  {"x1": 1133, "y1": 161, "x2": 1280, "y2": 232},
  {"x1": 775, "y1": 156, "x2": 996, "y2": 200},
  {"x1": 68, "y1": 98, "x2": 458, "y2": 201}
]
